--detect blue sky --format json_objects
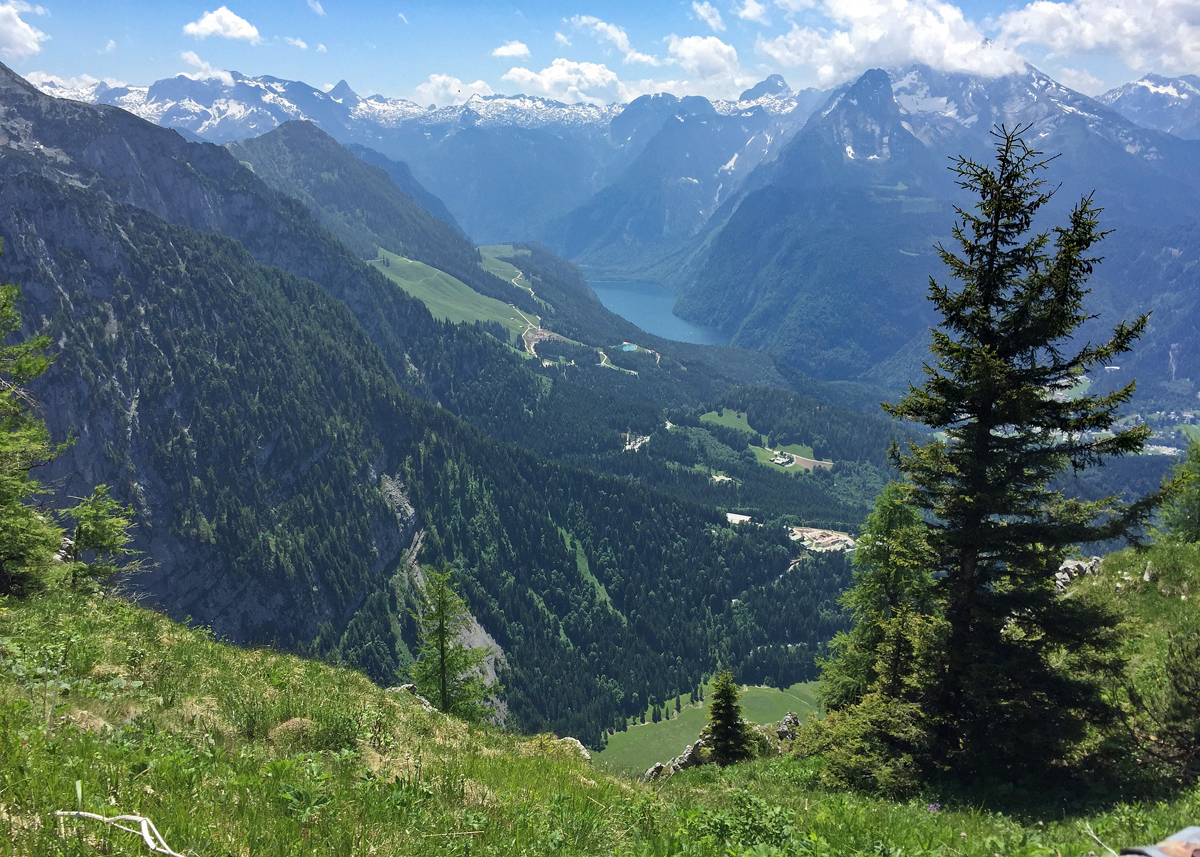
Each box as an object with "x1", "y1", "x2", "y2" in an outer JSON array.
[{"x1": 2, "y1": 0, "x2": 1194, "y2": 103}]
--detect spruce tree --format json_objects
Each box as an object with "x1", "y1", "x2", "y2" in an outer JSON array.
[
  {"x1": 1163, "y1": 441, "x2": 1200, "y2": 542},
  {"x1": 885, "y1": 126, "x2": 1161, "y2": 776},
  {"x1": 707, "y1": 667, "x2": 752, "y2": 766},
  {"x1": 411, "y1": 564, "x2": 494, "y2": 721}
]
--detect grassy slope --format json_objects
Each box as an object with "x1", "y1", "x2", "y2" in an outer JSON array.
[
  {"x1": 370, "y1": 249, "x2": 533, "y2": 339},
  {"x1": 596, "y1": 683, "x2": 820, "y2": 777},
  {"x1": 2, "y1": 581, "x2": 1198, "y2": 856}
]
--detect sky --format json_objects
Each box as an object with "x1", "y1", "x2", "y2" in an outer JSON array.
[{"x1": 1, "y1": 0, "x2": 1197, "y2": 105}]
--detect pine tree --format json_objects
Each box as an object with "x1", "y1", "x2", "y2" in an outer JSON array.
[
  {"x1": 1163, "y1": 441, "x2": 1200, "y2": 542},
  {"x1": 884, "y1": 125, "x2": 1161, "y2": 776},
  {"x1": 0, "y1": 244, "x2": 65, "y2": 595},
  {"x1": 707, "y1": 667, "x2": 752, "y2": 766},
  {"x1": 410, "y1": 564, "x2": 495, "y2": 721}
]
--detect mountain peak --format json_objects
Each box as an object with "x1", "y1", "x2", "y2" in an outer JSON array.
[
  {"x1": 327, "y1": 79, "x2": 357, "y2": 102},
  {"x1": 739, "y1": 74, "x2": 791, "y2": 102}
]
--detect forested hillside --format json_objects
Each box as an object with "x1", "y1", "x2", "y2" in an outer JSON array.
[{"x1": 0, "y1": 62, "x2": 879, "y2": 744}]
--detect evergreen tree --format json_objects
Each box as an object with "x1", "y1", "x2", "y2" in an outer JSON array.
[
  {"x1": 819, "y1": 480, "x2": 937, "y2": 711},
  {"x1": 1163, "y1": 441, "x2": 1200, "y2": 542},
  {"x1": 707, "y1": 667, "x2": 752, "y2": 766},
  {"x1": 410, "y1": 564, "x2": 495, "y2": 721},
  {"x1": 63, "y1": 485, "x2": 141, "y2": 588},
  {"x1": 884, "y1": 126, "x2": 1161, "y2": 776},
  {"x1": 0, "y1": 245, "x2": 65, "y2": 595}
]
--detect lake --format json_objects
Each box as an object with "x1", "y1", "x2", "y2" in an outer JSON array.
[{"x1": 589, "y1": 280, "x2": 730, "y2": 346}]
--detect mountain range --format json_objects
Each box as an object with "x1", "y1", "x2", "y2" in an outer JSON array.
[
  {"x1": 32, "y1": 64, "x2": 1200, "y2": 407},
  {"x1": 1, "y1": 60, "x2": 911, "y2": 746}
]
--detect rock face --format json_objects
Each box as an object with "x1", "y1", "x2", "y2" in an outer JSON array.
[
  {"x1": 386, "y1": 684, "x2": 436, "y2": 713},
  {"x1": 776, "y1": 711, "x2": 800, "y2": 741}
]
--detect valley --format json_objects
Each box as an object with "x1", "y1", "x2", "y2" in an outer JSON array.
[{"x1": 4, "y1": 11, "x2": 1200, "y2": 850}]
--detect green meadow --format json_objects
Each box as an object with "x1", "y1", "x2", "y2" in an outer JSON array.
[
  {"x1": 595, "y1": 682, "x2": 820, "y2": 777},
  {"x1": 371, "y1": 248, "x2": 533, "y2": 339}
]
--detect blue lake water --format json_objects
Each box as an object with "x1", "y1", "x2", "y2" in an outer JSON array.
[{"x1": 589, "y1": 280, "x2": 730, "y2": 346}]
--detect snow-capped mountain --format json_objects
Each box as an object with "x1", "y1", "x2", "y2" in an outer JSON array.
[
  {"x1": 1098, "y1": 74, "x2": 1200, "y2": 140},
  {"x1": 31, "y1": 69, "x2": 822, "y2": 244},
  {"x1": 675, "y1": 63, "x2": 1200, "y2": 395}
]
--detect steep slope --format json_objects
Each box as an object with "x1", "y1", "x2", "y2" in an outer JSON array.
[
  {"x1": 345, "y1": 142, "x2": 465, "y2": 234},
  {"x1": 1098, "y1": 74, "x2": 1200, "y2": 140},
  {"x1": 226, "y1": 121, "x2": 531, "y2": 310},
  {"x1": 0, "y1": 62, "x2": 861, "y2": 743},
  {"x1": 677, "y1": 65, "x2": 1200, "y2": 400}
]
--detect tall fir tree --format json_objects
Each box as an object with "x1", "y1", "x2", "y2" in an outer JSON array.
[
  {"x1": 411, "y1": 564, "x2": 495, "y2": 721},
  {"x1": 884, "y1": 126, "x2": 1162, "y2": 778},
  {"x1": 707, "y1": 667, "x2": 752, "y2": 766}
]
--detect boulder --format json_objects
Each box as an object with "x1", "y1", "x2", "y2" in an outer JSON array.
[
  {"x1": 776, "y1": 710, "x2": 800, "y2": 741},
  {"x1": 642, "y1": 762, "x2": 665, "y2": 782},
  {"x1": 386, "y1": 683, "x2": 436, "y2": 712},
  {"x1": 557, "y1": 736, "x2": 592, "y2": 763}
]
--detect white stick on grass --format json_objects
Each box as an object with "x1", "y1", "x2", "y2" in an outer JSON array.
[{"x1": 55, "y1": 811, "x2": 186, "y2": 856}]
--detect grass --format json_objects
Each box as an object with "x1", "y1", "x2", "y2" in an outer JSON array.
[
  {"x1": 371, "y1": 248, "x2": 533, "y2": 339},
  {"x1": 596, "y1": 683, "x2": 820, "y2": 777},
  {"x1": 479, "y1": 245, "x2": 532, "y2": 295},
  {"x1": 701, "y1": 411, "x2": 824, "y2": 472},
  {"x1": 1180, "y1": 424, "x2": 1200, "y2": 443},
  {"x1": 2, "y1": 581, "x2": 1199, "y2": 855},
  {"x1": 700, "y1": 410, "x2": 756, "y2": 434}
]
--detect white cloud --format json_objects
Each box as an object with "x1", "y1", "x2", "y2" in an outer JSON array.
[
  {"x1": 321, "y1": 82, "x2": 334, "y2": 91},
  {"x1": 307, "y1": 0, "x2": 324, "y2": 14},
  {"x1": 414, "y1": 73, "x2": 494, "y2": 107},
  {"x1": 738, "y1": 0, "x2": 771, "y2": 24},
  {"x1": 25, "y1": 70, "x2": 127, "y2": 91},
  {"x1": 555, "y1": 31, "x2": 571, "y2": 46},
  {"x1": 0, "y1": 2, "x2": 49, "y2": 59},
  {"x1": 666, "y1": 34, "x2": 755, "y2": 97},
  {"x1": 693, "y1": 1, "x2": 725, "y2": 31},
  {"x1": 1053, "y1": 65, "x2": 1105, "y2": 94},
  {"x1": 1000, "y1": 0, "x2": 1200, "y2": 74},
  {"x1": 103, "y1": 38, "x2": 116, "y2": 53},
  {"x1": 317, "y1": 43, "x2": 327, "y2": 53},
  {"x1": 773, "y1": 0, "x2": 816, "y2": 10},
  {"x1": 184, "y1": 6, "x2": 261, "y2": 43},
  {"x1": 757, "y1": 0, "x2": 1026, "y2": 85},
  {"x1": 180, "y1": 50, "x2": 235, "y2": 86},
  {"x1": 503, "y1": 58, "x2": 625, "y2": 103},
  {"x1": 284, "y1": 36, "x2": 308, "y2": 49},
  {"x1": 492, "y1": 40, "x2": 531, "y2": 58},
  {"x1": 570, "y1": 15, "x2": 660, "y2": 65},
  {"x1": 397, "y1": 11, "x2": 409, "y2": 24}
]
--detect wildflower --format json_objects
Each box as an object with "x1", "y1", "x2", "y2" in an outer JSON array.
[
  {"x1": 960, "y1": 833, "x2": 967, "y2": 839},
  {"x1": 927, "y1": 803, "x2": 942, "y2": 813}
]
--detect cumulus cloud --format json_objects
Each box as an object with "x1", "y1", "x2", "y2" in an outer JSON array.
[
  {"x1": 667, "y1": 34, "x2": 755, "y2": 97},
  {"x1": 180, "y1": 50, "x2": 235, "y2": 86},
  {"x1": 0, "y1": 1, "x2": 49, "y2": 59},
  {"x1": 284, "y1": 36, "x2": 308, "y2": 49},
  {"x1": 184, "y1": 6, "x2": 261, "y2": 43},
  {"x1": 103, "y1": 39, "x2": 116, "y2": 53},
  {"x1": 492, "y1": 40, "x2": 531, "y2": 58},
  {"x1": 307, "y1": 0, "x2": 324, "y2": 14},
  {"x1": 570, "y1": 15, "x2": 660, "y2": 65},
  {"x1": 738, "y1": 0, "x2": 771, "y2": 24},
  {"x1": 414, "y1": 73, "x2": 494, "y2": 107},
  {"x1": 1053, "y1": 65, "x2": 1105, "y2": 94},
  {"x1": 555, "y1": 31, "x2": 571, "y2": 45},
  {"x1": 757, "y1": 0, "x2": 1026, "y2": 84},
  {"x1": 25, "y1": 70, "x2": 127, "y2": 91},
  {"x1": 317, "y1": 43, "x2": 327, "y2": 53},
  {"x1": 693, "y1": 1, "x2": 725, "y2": 31},
  {"x1": 502, "y1": 58, "x2": 625, "y2": 103},
  {"x1": 999, "y1": 0, "x2": 1200, "y2": 74}
]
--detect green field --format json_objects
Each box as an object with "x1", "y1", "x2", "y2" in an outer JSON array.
[
  {"x1": 371, "y1": 249, "x2": 533, "y2": 339},
  {"x1": 595, "y1": 682, "x2": 820, "y2": 777},
  {"x1": 700, "y1": 409, "x2": 756, "y2": 433},
  {"x1": 479, "y1": 244, "x2": 532, "y2": 293},
  {"x1": 700, "y1": 411, "x2": 820, "y2": 467},
  {"x1": 1181, "y1": 424, "x2": 1200, "y2": 443}
]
